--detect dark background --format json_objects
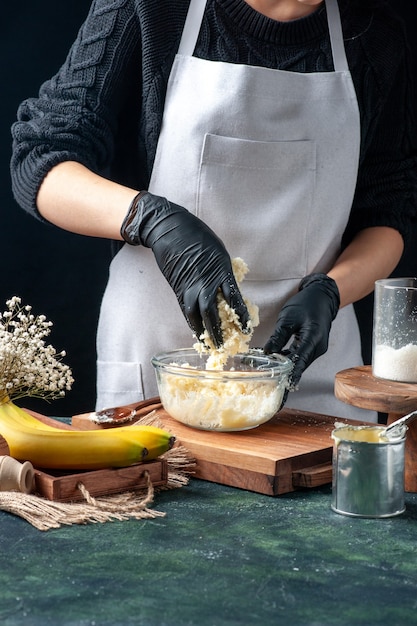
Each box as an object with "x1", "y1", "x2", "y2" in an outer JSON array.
[
  {"x1": 2, "y1": 2, "x2": 109, "y2": 416},
  {"x1": 1, "y1": 1, "x2": 416, "y2": 417}
]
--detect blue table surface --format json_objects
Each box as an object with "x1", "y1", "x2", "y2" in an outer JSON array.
[{"x1": 1, "y1": 476, "x2": 417, "y2": 626}]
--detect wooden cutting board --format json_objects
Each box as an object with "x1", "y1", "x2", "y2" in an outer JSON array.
[{"x1": 72, "y1": 401, "x2": 350, "y2": 496}]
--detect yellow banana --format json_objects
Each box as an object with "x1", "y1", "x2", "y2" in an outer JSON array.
[
  {"x1": 8, "y1": 403, "x2": 176, "y2": 460},
  {"x1": 8, "y1": 406, "x2": 176, "y2": 458},
  {"x1": 0, "y1": 400, "x2": 174, "y2": 470},
  {"x1": 0, "y1": 405, "x2": 70, "y2": 432},
  {"x1": 23, "y1": 405, "x2": 176, "y2": 458},
  {"x1": 121, "y1": 424, "x2": 176, "y2": 460}
]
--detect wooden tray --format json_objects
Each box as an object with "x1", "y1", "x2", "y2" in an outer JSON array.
[
  {"x1": 0, "y1": 435, "x2": 9, "y2": 456},
  {"x1": 34, "y1": 459, "x2": 167, "y2": 502},
  {"x1": 73, "y1": 401, "x2": 349, "y2": 496}
]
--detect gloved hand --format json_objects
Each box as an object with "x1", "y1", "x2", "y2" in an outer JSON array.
[
  {"x1": 264, "y1": 273, "x2": 340, "y2": 389},
  {"x1": 121, "y1": 191, "x2": 250, "y2": 347}
]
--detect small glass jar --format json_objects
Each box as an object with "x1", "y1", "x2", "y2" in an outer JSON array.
[{"x1": 372, "y1": 277, "x2": 417, "y2": 383}]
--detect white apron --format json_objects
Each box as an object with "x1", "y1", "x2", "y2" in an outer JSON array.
[{"x1": 96, "y1": 0, "x2": 376, "y2": 421}]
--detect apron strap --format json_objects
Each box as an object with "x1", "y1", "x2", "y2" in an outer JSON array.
[
  {"x1": 178, "y1": 0, "x2": 349, "y2": 73},
  {"x1": 326, "y1": 0, "x2": 349, "y2": 72},
  {"x1": 178, "y1": 0, "x2": 208, "y2": 56}
]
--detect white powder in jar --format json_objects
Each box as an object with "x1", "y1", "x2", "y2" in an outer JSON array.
[{"x1": 373, "y1": 343, "x2": 417, "y2": 382}]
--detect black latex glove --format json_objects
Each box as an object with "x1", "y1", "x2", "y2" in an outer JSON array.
[
  {"x1": 264, "y1": 273, "x2": 340, "y2": 389},
  {"x1": 121, "y1": 191, "x2": 250, "y2": 347}
]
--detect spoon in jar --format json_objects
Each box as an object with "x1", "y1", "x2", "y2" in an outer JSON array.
[{"x1": 379, "y1": 409, "x2": 417, "y2": 441}]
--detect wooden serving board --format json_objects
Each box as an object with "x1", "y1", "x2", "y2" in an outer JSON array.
[
  {"x1": 73, "y1": 401, "x2": 351, "y2": 496},
  {"x1": 160, "y1": 409, "x2": 336, "y2": 495},
  {"x1": 34, "y1": 459, "x2": 167, "y2": 502},
  {"x1": 0, "y1": 435, "x2": 9, "y2": 456},
  {"x1": 335, "y1": 365, "x2": 417, "y2": 414}
]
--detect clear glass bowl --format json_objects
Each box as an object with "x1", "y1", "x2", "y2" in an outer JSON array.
[{"x1": 151, "y1": 348, "x2": 293, "y2": 431}]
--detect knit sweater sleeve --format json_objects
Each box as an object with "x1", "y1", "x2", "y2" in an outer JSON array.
[
  {"x1": 10, "y1": 0, "x2": 146, "y2": 219},
  {"x1": 342, "y1": 8, "x2": 417, "y2": 248}
]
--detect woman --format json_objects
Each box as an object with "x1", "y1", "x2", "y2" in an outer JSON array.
[{"x1": 11, "y1": 0, "x2": 416, "y2": 418}]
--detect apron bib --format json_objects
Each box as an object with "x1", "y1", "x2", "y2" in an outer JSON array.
[{"x1": 96, "y1": 0, "x2": 375, "y2": 421}]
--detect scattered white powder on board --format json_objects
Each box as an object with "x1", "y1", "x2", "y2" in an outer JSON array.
[{"x1": 373, "y1": 343, "x2": 417, "y2": 382}]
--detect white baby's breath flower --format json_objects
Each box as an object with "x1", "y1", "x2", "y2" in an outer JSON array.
[{"x1": 0, "y1": 297, "x2": 74, "y2": 403}]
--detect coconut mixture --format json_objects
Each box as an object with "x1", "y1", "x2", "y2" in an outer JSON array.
[
  {"x1": 158, "y1": 373, "x2": 283, "y2": 430},
  {"x1": 193, "y1": 257, "x2": 259, "y2": 369},
  {"x1": 159, "y1": 258, "x2": 286, "y2": 430}
]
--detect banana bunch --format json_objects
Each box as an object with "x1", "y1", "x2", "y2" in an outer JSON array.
[{"x1": 0, "y1": 399, "x2": 175, "y2": 471}]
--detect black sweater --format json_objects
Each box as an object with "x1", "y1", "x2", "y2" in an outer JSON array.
[{"x1": 10, "y1": 0, "x2": 417, "y2": 246}]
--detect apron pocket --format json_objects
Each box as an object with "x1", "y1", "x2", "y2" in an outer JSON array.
[
  {"x1": 96, "y1": 360, "x2": 144, "y2": 411},
  {"x1": 197, "y1": 133, "x2": 316, "y2": 282}
]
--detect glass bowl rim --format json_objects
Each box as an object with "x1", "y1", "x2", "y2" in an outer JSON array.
[{"x1": 151, "y1": 347, "x2": 293, "y2": 381}]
